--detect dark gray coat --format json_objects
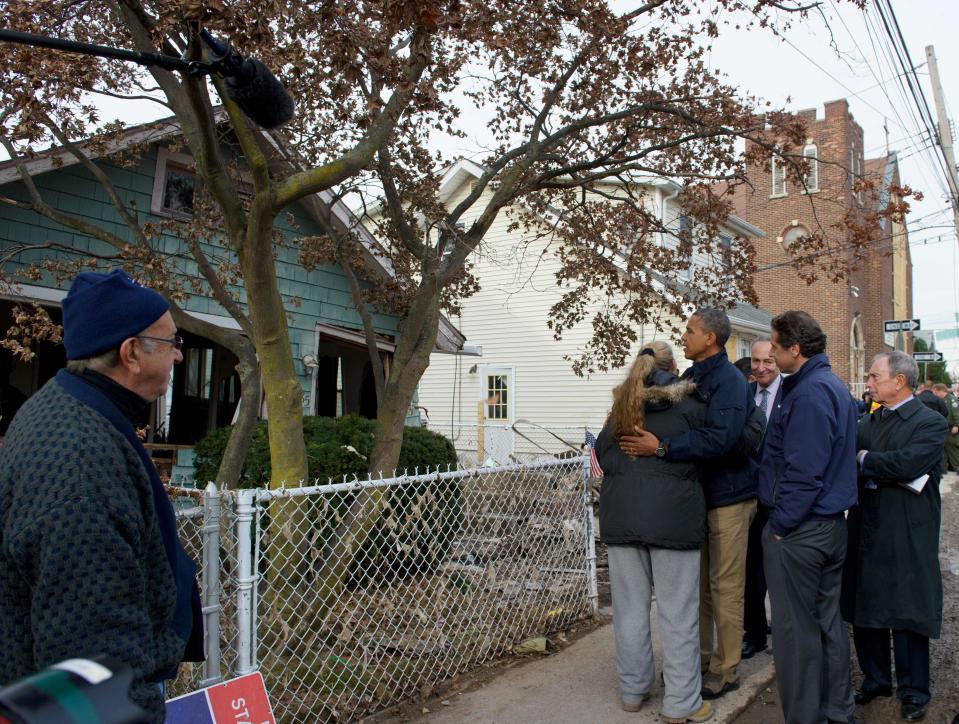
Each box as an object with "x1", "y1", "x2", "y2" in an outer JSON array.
[
  {"x1": 840, "y1": 397, "x2": 949, "y2": 638},
  {"x1": 0, "y1": 379, "x2": 186, "y2": 722},
  {"x1": 597, "y1": 370, "x2": 708, "y2": 549}
]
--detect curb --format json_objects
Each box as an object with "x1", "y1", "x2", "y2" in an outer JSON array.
[{"x1": 719, "y1": 659, "x2": 776, "y2": 722}]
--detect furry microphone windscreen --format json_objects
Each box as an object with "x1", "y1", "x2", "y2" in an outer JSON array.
[{"x1": 225, "y1": 57, "x2": 295, "y2": 129}]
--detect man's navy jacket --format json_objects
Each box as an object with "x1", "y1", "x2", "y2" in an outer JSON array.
[
  {"x1": 662, "y1": 349, "x2": 758, "y2": 508},
  {"x1": 758, "y1": 353, "x2": 858, "y2": 536}
]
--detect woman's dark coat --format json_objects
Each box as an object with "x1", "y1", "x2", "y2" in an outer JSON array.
[
  {"x1": 596, "y1": 368, "x2": 708, "y2": 550},
  {"x1": 840, "y1": 397, "x2": 949, "y2": 638}
]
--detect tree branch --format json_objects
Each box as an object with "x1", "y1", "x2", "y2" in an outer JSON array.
[
  {"x1": 40, "y1": 111, "x2": 147, "y2": 244},
  {"x1": 272, "y1": 28, "x2": 434, "y2": 210},
  {"x1": 339, "y1": 257, "x2": 386, "y2": 404},
  {"x1": 376, "y1": 147, "x2": 424, "y2": 258}
]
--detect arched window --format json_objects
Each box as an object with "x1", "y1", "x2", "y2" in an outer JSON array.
[
  {"x1": 850, "y1": 315, "x2": 866, "y2": 398},
  {"x1": 779, "y1": 223, "x2": 810, "y2": 248},
  {"x1": 803, "y1": 144, "x2": 819, "y2": 192}
]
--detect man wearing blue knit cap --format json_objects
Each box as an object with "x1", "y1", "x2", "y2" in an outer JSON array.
[{"x1": 0, "y1": 269, "x2": 203, "y2": 723}]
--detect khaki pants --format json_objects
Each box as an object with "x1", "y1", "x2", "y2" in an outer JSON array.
[{"x1": 700, "y1": 498, "x2": 756, "y2": 683}]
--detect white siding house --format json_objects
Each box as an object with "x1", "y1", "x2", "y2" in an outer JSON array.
[{"x1": 412, "y1": 160, "x2": 772, "y2": 465}]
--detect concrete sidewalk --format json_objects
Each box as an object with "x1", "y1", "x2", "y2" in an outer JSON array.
[{"x1": 398, "y1": 605, "x2": 776, "y2": 724}]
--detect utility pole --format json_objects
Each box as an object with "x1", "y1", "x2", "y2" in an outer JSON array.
[{"x1": 926, "y1": 45, "x2": 959, "y2": 245}]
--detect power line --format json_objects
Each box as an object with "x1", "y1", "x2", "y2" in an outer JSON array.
[
  {"x1": 860, "y1": 4, "x2": 950, "y2": 200},
  {"x1": 754, "y1": 221, "x2": 954, "y2": 274},
  {"x1": 872, "y1": 0, "x2": 956, "y2": 205}
]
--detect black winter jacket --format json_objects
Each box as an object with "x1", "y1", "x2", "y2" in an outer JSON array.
[
  {"x1": 597, "y1": 369, "x2": 708, "y2": 549},
  {"x1": 661, "y1": 350, "x2": 761, "y2": 509}
]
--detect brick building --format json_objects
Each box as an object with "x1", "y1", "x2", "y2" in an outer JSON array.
[{"x1": 735, "y1": 98, "x2": 912, "y2": 395}]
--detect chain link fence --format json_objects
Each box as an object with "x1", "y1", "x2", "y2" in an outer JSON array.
[
  {"x1": 168, "y1": 485, "x2": 242, "y2": 698},
  {"x1": 428, "y1": 422, "x2": 591, "y2": 468},
  {"x1": 171, "y1": 457, "x2": 596, "y2": 722}
]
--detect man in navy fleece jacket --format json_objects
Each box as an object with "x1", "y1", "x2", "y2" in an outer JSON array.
[{"x1": 759, "y1": 310, "x2": 857, "y2": 724}]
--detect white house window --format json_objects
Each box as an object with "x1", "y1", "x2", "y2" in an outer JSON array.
[
  {"x1": 718, "y1": 233, "x2": 733, "y2": 271},
  {"x1": 151, "y1": 147, "x2": 196, "y2": 219},
  {"x1": 802, "y1": 144, "x2": 819, "y2": 192},
  {"x1": 486, "y1": 373, "x2": 509, "y2": 420},
  {"x1": 771, "y1": 155, "x2": 786, "y2": 197}
]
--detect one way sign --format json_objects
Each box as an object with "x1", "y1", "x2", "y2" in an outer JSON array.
[
  {"x1": 884, "y1": 318, "x2": 921, "y2": 332},
  {"x1": 914, "y1": 351, "x2": 944, "y2": 363}
]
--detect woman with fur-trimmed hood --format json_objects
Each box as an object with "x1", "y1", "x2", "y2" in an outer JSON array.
[{"x1": 596, "y1": 341, "x2": 711, "y2": 723}]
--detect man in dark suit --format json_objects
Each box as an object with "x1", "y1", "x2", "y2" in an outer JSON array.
[
  {"x1": 917, "y1": 381, "x2": 948, "y2": 418},
  {"x1": 741, "y1": 336, "x2": 781, "y2": 660},
  {"x1": 841, "y1": 351, "x2": 949, "y2": 722}
]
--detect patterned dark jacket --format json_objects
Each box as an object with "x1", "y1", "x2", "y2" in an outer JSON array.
[{"x1": 0, "y1": 378, "x2": 185, "y2": 722}]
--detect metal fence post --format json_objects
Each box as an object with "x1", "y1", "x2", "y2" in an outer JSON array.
[
  {"x1": 199, "y1": 482, "x2": 223, "y2": 686},
  {"x1": 235, "y1": 488, "x2": 256, "y2": 675},
  {"x1": 583, "y1": 455, "x2": 599, "y2": 614}
]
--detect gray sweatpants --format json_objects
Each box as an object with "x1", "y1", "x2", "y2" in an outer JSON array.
[
  {"x1": 608, "y1": 544, "x2": 702, "y2": 718},
  {"x1": 763, "y1": 518, "x2": 853, "y2": 724}
]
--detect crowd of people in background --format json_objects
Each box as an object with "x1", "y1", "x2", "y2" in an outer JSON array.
[{"x1": 597, "y1": 307, "x2": 949, "y2": 724}]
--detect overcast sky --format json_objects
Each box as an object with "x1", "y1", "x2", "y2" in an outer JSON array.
[
  {"x1": 427, "y1": 1, "x2": 959, "y2": 367},
  {"x1": 705, "y1": 0, "x2": 959, "y2": 368},
  {"x1": 11, "y1": 2, "x2": 957, "y2": 366}
]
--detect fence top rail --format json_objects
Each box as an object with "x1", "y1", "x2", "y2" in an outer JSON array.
[
  {"x1": 173, "y1": 506, "x2": 204, "y2": 520},
  {"x1": 250, "y1": 455, "x2": 590, "y2": 502},
  {"x1": 429, "y1": 422, "x2": 589, "y2": 430}
]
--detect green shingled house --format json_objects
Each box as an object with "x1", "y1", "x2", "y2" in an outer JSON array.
[{"x1": 0, "y1": 117, "x2": 464, "y2": 471}]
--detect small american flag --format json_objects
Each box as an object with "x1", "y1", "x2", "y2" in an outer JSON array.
[{"x1": 585, "y1": 430, "x2": 604, "y2": 478}]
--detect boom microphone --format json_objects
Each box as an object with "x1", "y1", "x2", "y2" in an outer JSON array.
[
  {"x1": 0, "y1": 28, "x2": 296, "y2": 130},
  {"x1": 201, "y1": 31, "x2": 295, "y2": 130}
]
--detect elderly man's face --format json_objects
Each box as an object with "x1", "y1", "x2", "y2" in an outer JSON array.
[
  {"x1": 132, "y1": 312, "x2": 182, "y2": 402},
  {"x1": 751, "y1": 340, "x2": 779, "y2": 388},
  {"x1": 866, "y1": 356, "x2": 906, "y2": 406}
]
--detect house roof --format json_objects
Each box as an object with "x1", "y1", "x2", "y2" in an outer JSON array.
[
  {"x1": 437, "y1": 158, "x2": 774, "y2": 332},
  {"x1": 0, "y1": 113, "x2": 465, "y2": 353},
  {"x1": 864, "y1": 151, "x2": 898, "y2": 214},
  {"x1": 727, "y1": 303, "x2": 774, "y2": 332},
  {"x1": 438, "y1": 158, "x2": 766, "y2": 239}
]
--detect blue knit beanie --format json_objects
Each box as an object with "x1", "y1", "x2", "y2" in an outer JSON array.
[{"x1": 62, "y1": 269, "x2": 170, "y2": 360}]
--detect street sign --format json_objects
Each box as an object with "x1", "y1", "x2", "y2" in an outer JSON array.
[
  {"x1": 884, "y1": 318, "x2": 921, "y2": 332},
  {"x1": 166, "y1": 672, "x2": 275, "y2": 724},
  {"x1": 914, "y1": 351, "x2": 944, "y2": 363}
]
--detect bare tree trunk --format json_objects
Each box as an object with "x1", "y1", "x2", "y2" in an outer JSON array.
[
  {"x1": 235, "y1": 221, "x2": 311, "y2": 634},
  {"x1": 300, "y1": 290, "x2": 442, "y2": 629},
  {"x1": 213, "y1": 341, "x2": 261, "y2": 488}
]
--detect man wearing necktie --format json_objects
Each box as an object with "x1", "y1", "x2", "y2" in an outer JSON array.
[
  {"x1": 840, "y1": 351, "x2": 948, "y2": 722},
  {"x1": 741, "y1": 337, "x2": 782, "y2": 660}
]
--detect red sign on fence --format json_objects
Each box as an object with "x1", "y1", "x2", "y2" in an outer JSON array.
[{"x1": 165, "y1": 672, "x2": 275, "y2": 724}]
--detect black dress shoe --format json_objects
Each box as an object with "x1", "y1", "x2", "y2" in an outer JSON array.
[
  {"x1": 741, "y1": 640, "x2": 766, "y2": 659},
  {"x1": 853, "y1": 686, "x2": 892, "y2": 705},
  {"x1": 901, "y1": 698, "x2": 928, "y2": 721}
]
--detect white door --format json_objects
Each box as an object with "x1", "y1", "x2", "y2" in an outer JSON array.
[{"x1": 481, "y1": 367, "x2": 514, "y2": 464}]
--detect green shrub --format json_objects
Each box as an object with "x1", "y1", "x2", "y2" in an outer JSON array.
[
  {"x1": 192, "y1": 415, "x2": 461, "y2": 582},
  {"x1": 194, "y1": 414, "x2": 459, "y2": 486}
]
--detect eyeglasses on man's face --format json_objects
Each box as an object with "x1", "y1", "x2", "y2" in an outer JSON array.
[{"x1": 136, "y1": 335, "x2": 184, "y2": 351}]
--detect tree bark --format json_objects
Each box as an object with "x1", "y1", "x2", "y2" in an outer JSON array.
[
  {"x1": 212, "y1": 341, "x2": 261, "y2": 488},
  {"x1": 301, "y1": 285, "x2": 442, "y2": 630}
]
